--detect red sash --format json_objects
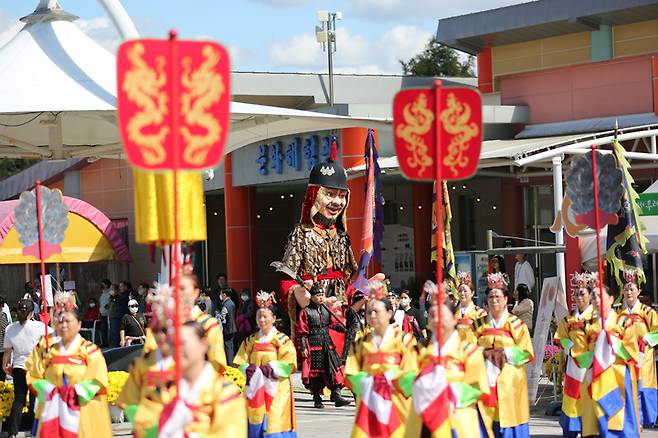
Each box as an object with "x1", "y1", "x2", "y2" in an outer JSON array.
[
  {"x1": 365, "y1": 352, "x2": 402, "y2": 366},
  {"x1": 50, "y1": 355, "x2": 87, "y2": 366},
  {"x1": 480, "y1": 328, "x2": 512, "y2": 338}
]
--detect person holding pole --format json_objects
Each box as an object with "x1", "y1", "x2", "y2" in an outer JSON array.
[
  {"x1": 475, "y1": 273, "x2": 533, "y2": 438},
  {"x1": 618, "y1": 270, "x2": 658, "y2": 429},
  {"x1": 345, "y1": 282, "x2": 418, "y2": 438},
  {"x1": 587, "y1": 281, "x2": 641, "y2": 436},
  {"x1": 141, "y1": 271, "x2": 227, "y2": 371},
  {"x1": 406, "y1": 291, "x2": 491, "y2": 438},
  {"x1": 554, "y1": 272, "x2": 596, "y2": 437},
  {"x1": 296, "y1": 284, "x2": 350, "y2": 409}
]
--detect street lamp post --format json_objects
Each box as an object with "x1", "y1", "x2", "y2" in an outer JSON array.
[{"x1": 316, "y1": 11, "x2": 342, "y2": 107}]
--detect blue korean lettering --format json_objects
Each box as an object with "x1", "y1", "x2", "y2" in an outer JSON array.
[
  {"x1": 304, "y1": 136, "x2": 319, "y2": 170},
  {"x1": 286, "y1": 137, "x2": 302, "y2": 171},
  {"x1": 271, "y1": 141, "x2": 284, "y2": 174},
  {"x1": 320, "y1": 136, "x2": 332, "y2": 161},
  {"x1": 256, "y1": 144, "x2": 268, "y2": 175}
]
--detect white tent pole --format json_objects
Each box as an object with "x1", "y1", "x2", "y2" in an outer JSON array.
[
  {"x1": 569, "y1": 148, "x2": 658, "y2": 161},
  {"x1": 651, "y1": 136, "x2": 657, "y2": 155},
  {"x1": 552, "y1": 156, "x2": 566, "y2": 294},
  {"x1": 96, "y1": 0, "x2": 139, "y2": 40},
  {"x1": 516, "y1": 127, "x2": 658, "y2": 166}
]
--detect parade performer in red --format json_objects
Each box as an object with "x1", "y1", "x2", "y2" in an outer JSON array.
[
  {"x1": 271, "y1": 140, "x2": 357, "y2": 340},
  {"x1": 296, "y1": 284, "x2": 350, "y2": 408}
]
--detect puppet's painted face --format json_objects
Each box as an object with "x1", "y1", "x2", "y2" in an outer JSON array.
[{"x1": 315, "y1": 186, "x2": 348, "y2": 221}]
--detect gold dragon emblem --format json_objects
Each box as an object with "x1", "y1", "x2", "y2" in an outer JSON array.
[
  {"x1": 180, "y1": 45, "x2": 225, "y2": 166},
  {"x1": 122, "y1": 43, "x2": 169, "y2": 166},
  {"x1": 122, "y1": 43, "x2": 225, "y2": 167},
  {"x1": 440, "y1": 92, "x2": 480, "y2": 177},
  {"x1": 395, "y1": 93, "x2": 434, "y2": 177}
]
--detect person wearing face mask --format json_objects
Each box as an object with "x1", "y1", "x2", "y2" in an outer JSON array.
[
  {"x1": 618, "y1": 271, "x2": 658, "y2": 429},
  {"x1": 554, "y1": 272, "x2": 596, "y2": 437},
  {"x1": 84, "y1": 297, "x2": 100, "y2": 322},
  {"x1": 117, "y1": 287, "x2": 246, "y2": 437},
  {"x1": 475, "y1": 273, "x2": 533, "y2": 438},
  {"x1": 4, "y1": 299, "x2": 53, "y2": 437},
  {"x1": 119, "y1": 299, "x2": 146, "y2": 347}
]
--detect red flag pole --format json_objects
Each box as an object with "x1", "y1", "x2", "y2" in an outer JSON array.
[
  {"x1": 434, "y1": 80, "x2": 443, "y2": 356},
  {"x1": 169, "y1": 29, "x2": 183, "y2": 388},
  {"x1": 590, "y1": 145, "x2": 605, "y2": 328},
  {"x1": 34, "y1": 180, "x2": 50, "y2": 348}
]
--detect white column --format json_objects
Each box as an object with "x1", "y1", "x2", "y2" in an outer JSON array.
[
  {"x1": 96, "y1": 0, "x2": 139, "y2": 40},
  {"x1": 552, "y1": 156, "x2": 566, "y2": 293}
]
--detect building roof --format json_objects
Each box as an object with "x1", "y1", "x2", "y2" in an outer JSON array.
[{"x1": 437, "y1": 0, "x2": 658, "y2": 54}]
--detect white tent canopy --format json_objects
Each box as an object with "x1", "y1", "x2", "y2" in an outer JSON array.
[{"x1": 0, "y1": 1, "x2": 387, "y2": 160}]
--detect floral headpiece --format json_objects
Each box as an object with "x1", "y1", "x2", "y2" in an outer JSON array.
[
  {"x1": 623, "y1": 269, "x2": 638, "y2": 286},
  {"x1": 148, "y1": 284, "x2": 193, "y2": 337},
  {"x1": 53, "y1": 291, "x2": 77, "y2": 320},
  {"x1": 255, "y1": 290, "x2": 274, "y2": 309},
  {"x1": 572, "y1": 271, "x2": 594, "y2": 288},
  {"x1": 487, "y1": 272, "x2": 506, "y2": 290},
  {"x1": 368, "y1": 279, "x2": 388, "y2": 300},
  {"x1": 457, "y1": 271, "x2": 472, "y2": 288}
]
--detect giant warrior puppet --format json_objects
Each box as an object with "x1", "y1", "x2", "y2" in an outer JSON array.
[
  {"x1": 272, "y1": 142, "x2": 357, "y2": 335},
  {"x1": 271, "y1": 140, "x2": 383, "y2": 337}
]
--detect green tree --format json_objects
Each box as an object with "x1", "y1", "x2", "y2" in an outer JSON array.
[
  {"x1": 0, "y1": 158, "x2": 37, "y2": 180},
  {"x1": 400, "y1": 37, "x2": 474, "y2": 77}
]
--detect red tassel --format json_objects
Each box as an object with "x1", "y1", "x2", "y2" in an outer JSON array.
[{"x1": 329, "y1": 138, "x2": 338, "y2": 162}]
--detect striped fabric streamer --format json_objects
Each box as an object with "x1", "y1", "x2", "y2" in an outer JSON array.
[{"x1": 353, "y1": 129, "x2": 384, "y2": 294}]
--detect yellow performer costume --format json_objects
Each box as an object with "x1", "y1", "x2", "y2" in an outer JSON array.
[
  {"x1": 455, "y1": 302, "x2": 487, "y2": 344},
  {"x1": 26, "y1": 335, "x2": 112, "y2": 438},
  {"x1": 115, "y1": 350, "x2": 175, "y2": 438},
  {"x1": 619, "y1": 296, "x2": 658, "y2": 427},
  {"x1": 475, "y1": 310, "x2": 533, "y2": 436},
  {"x1": 586, "y1": 310, "x2": 640, "y2": 436},
  {"x1": 157, "y1": 363, "x2": 246, "y2": 437},
  {"x1": 405, "y1": 331, "x2": 491, "y2": 438},
  {"x1": 345, "y1": 324, "x2": 418, "y2": 438},
  {"x1": 143, "y1": 304, "x2": 226, "y2": 370},
  {"x1": 234, "y1": 326, "x2": 297, "y2": 437},
  {"x1": 554, "y1": 303, "x2": 596, "y2": 437}
]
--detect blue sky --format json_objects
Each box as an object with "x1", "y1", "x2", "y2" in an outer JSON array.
[{"x1": 0, "y1": 0, "x2": 525, "y2": 74}]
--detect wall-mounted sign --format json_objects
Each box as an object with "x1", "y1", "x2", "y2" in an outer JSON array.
[
  {"x1": 638, "y1": 192, "x2": 658, "y2": 216},
  {"x1": 255, "y1": 135, "x2": 335, "y2": 176}
]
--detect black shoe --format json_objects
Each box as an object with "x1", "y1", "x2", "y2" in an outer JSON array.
[
  {"x1": 332, "y1": 390, "x2": 351, "y2": 407},
  {"x1": 313, "y1": 394, "x2": 324, "y2": 409}
]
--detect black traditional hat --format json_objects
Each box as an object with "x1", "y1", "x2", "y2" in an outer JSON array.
[
  {"x1": 309, "y1": 284, "x2": 325, "y2": 296},
  {"x1": 308, "y1": 137, "x2": 348, "y2": 190}
]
